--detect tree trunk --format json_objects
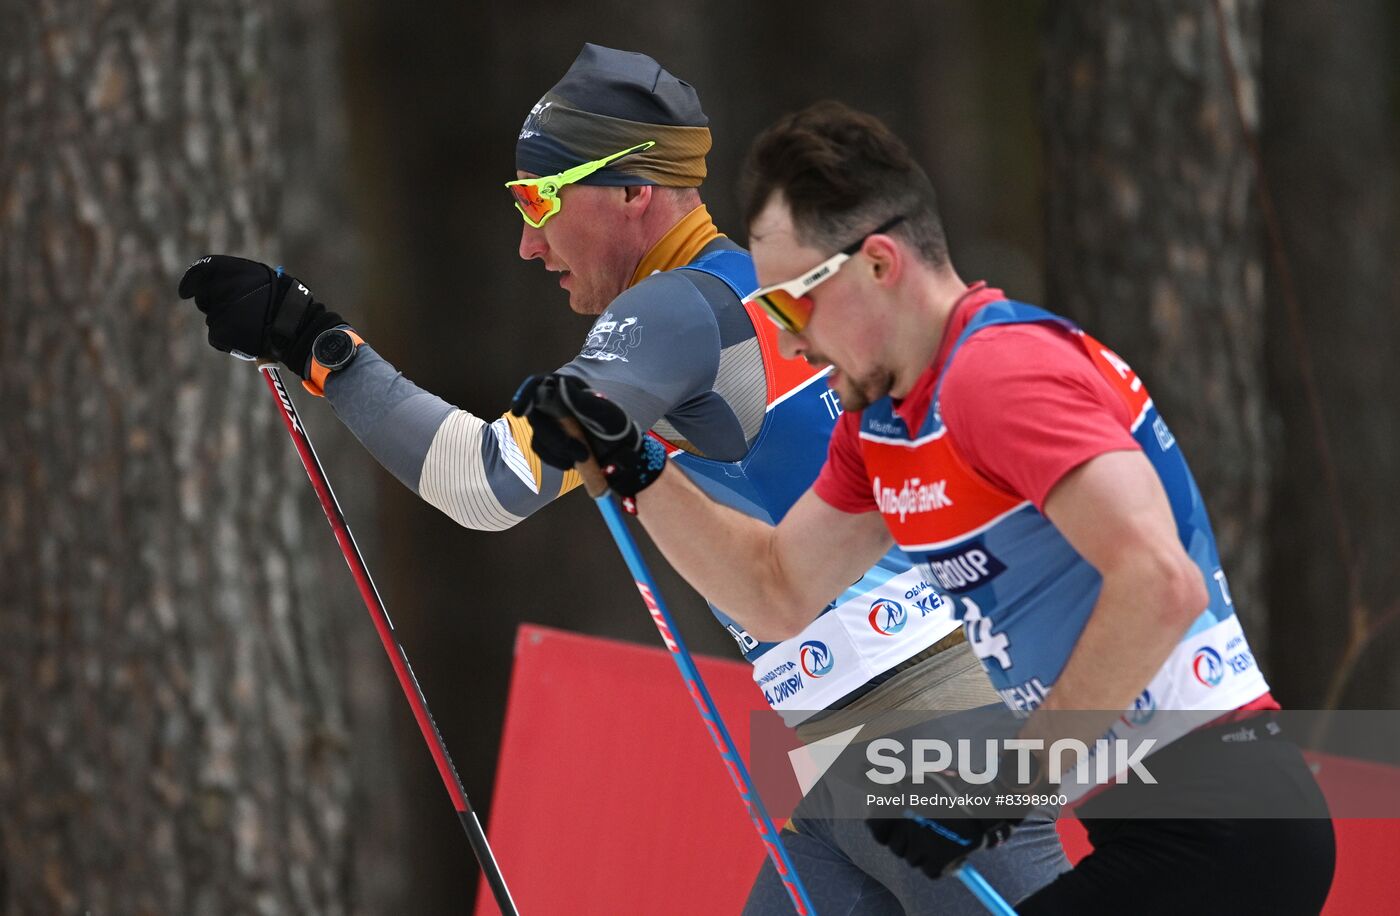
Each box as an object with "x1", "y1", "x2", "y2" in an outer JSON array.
[
  {"x1": 1041, "y1": 0, "x2": 1269, "y2": 645},
  {"x1": 1261, "y1": 0, "x2": 1400, "y2": 709},
  {"x1": 0, "y1": 1, "x2": 356, "y2": 912}
]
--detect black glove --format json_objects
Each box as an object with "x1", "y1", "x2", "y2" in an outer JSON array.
[
  {"x1": 869, "y1": 810, "x2": 1017, "y2": 878},
  {"x1": 177, "y1": 254, "x2": 344, "y2": 378},
  {"x1": 868, "y1": 765, "x2": 1030, "y2": 878},
  {"x1": 510, "y1": 373, "x2": 667, "y2": 510}
]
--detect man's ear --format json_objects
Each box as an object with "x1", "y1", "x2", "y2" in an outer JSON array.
[
  {"x1": 623, "y1": 184, "x2": 653, "y2": 210},
  {"x1": 865, "y1": 233, "x2": 902, "y2": 285}
]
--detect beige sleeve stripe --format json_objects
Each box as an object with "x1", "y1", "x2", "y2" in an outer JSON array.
[{"x1": 419, "y1": 410, "x2": 524, "y2": 532}]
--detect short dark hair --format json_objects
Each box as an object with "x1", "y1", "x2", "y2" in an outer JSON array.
[{"x1": 741, "y1": 101, "x2": 949, "y2": 267}]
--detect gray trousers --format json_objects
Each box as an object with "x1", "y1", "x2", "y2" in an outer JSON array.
[{"x1": 744, "y1": 640, "x2": 1070, "y2": 914}]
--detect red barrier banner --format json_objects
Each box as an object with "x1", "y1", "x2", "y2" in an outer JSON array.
[{"x1": 479, "y1": 624, "x2": 1400, "y2": 914}]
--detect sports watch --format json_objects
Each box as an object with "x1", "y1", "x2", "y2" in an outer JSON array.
[{"x1": 303, "y1": 326, "x2": 365, "y2": 396}]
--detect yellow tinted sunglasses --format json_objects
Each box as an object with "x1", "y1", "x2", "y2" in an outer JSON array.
[{"x1": 505, "y1": 141, "x2": 657, "y2": 228}]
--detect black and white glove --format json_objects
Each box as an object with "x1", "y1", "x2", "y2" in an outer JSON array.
[
  {"x1": 177, "y1": 254, "x2": 344, "y2": 378},
  {"x1": 510, "y1": 373, "x2": 667, "y2": 512}
]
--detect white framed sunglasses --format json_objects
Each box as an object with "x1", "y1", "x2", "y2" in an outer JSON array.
[{"x1": 744, "y1": 214, "x2": 906, "y2": 333}]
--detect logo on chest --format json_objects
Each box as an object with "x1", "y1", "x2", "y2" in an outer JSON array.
[
  {"x1": 580, "y1": 312, "x2": 643, "y2": 362},
  {"x1": 871, "y1": 475, "x2": 954, "y2": 522}
]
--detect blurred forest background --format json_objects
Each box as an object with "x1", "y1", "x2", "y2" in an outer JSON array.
[{"x1": 2, "y1": 0, "x2": 1398, "y2": 912}]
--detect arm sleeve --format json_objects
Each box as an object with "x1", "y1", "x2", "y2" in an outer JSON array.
[
  {"x1": 939, "y1": 326, "x2": 1139, "y2": 511},
  {"x1": 322, "y1": 274, "x2": 720, "y2": 532},
  {"x1": 813, "y1": 410, "x2": 878, "y2": 512},
  {"x1": 324, "y1": 345, "x2": 581, "y2": 532}
]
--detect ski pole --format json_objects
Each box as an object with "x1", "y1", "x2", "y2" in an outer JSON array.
[
  {"x1": 953, "y1": 862, "x2": 1018, "y2": 915},
  {"x1": 259, "y1": 364, "x2": 520, "y2": 916},
  {"x1": 591, "y1": 491, "x2": 817, "y2": 915}
]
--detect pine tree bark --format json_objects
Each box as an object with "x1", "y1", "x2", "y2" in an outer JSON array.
[
  {"x1": 0, "y1": 1, "x2": 355, "y2": 912},
  {"x1": 1042, "y1": 0, "x2": 1269, "y2": 644}
]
